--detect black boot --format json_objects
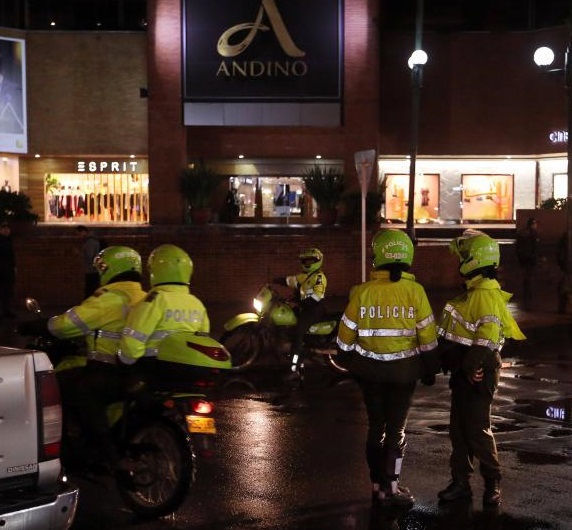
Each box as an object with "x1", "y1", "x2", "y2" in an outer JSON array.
[
  {"x1": 438, "y1": 479, "x2": 472, "y2": 502},
  {"x1": 483, "y1": 478, "x2": 501, "y2": 506}
]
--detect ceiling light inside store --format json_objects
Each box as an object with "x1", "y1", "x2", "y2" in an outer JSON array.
[{"x1": 316, "y1": 155, "x2": 322, "y2": 159}]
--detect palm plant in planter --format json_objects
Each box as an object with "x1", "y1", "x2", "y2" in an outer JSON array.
[
  {"x1": 302, "y1": 165, "x2": 346, "y2": 225},
  {"x1": 180, "y1": 162, "x2": 225, "y2": 225}
]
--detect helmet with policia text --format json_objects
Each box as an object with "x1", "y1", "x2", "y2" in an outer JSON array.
[
  {"x1": 93, "y1": 246, "x2": 142, "y2": 286},
  {"x1": 300, "y1": 248, "x2": 323, "y2": 273},
  {"x1": 372, "y1": 229, "x2": 414, "y2": 269},
  {"x1": 148, "y1": 244, "x2": 193, "y2": 286},
  {"x1": 450, "y1": 229, "x2": 500, "y2": 277}
]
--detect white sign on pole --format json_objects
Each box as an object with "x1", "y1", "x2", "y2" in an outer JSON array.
[{"x1": 354, "y1": 149, "x2": 377, "y2": 283}]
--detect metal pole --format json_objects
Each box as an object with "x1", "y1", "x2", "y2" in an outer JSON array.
[
  {"x1": 406, "y1": 0, "x2": 424, "y2": 243},
  {"x1": 565, "y1": 30, "x2": 572, "y2": 310}
]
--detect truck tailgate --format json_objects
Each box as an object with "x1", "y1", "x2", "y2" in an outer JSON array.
[{"x1": 0, "y1": 351, "x2": 40, "y2": 481}]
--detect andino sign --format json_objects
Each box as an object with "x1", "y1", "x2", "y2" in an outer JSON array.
[{"x1": 183, "y1": 0, "x2": 342, "y2": 101}]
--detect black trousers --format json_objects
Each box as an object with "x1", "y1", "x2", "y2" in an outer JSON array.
[
  {"x1": 448, "y1": 368, "x2": 501, "y2": 481},
  {"x1": 356, "y1": 377, "x2": 416, "y2": 486},
  {"x1": 291, "y1": 300, "x2": 326, "y2": 364}
]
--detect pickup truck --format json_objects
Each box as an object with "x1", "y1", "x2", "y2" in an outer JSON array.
[{"x1": 0, "y1": 346, "x2": 79, "y2": 529}]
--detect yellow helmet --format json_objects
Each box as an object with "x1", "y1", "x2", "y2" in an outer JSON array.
[
  {"x1": 300, "y1": 248, "x2": 323, "y2": 273},
  {"x1": 93, "y1": 246, "x2": 142, "y2": 286},
  {"x1": 148, "y1": 244, "x2": 193, "y2": 286},
  {"x1": 450, "y1": 229, "x2": 499, "y2": 276},
  {"x1": 372, "y1": 229, "x2": 413, "y2": 269}
]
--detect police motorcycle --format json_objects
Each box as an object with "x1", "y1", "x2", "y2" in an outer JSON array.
[
  {"x1": 220, "y1": 283, "x2": 348, "y2": 373},
  {"x1": 19, "y1": 298, "x2": 232, "y2": 519}
]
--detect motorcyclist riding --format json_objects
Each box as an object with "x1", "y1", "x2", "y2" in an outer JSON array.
[
  {"x1": 119, "y1": 244, "x2": 211, "y2": 389},
  {"x1": 47, "y1": 246, "x2": 147, "y2": 470},
  {"x1": 273, "y1": 247, "x2": 327, "y2": 383}
]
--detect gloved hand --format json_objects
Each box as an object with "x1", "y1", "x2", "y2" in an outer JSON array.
[{"x1": 420, "y1": 373, "x2": 436, "y2": 386}]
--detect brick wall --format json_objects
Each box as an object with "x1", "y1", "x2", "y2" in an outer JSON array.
[{"x1": 12, "y1": 225, "x2": 531, "y2": 311}]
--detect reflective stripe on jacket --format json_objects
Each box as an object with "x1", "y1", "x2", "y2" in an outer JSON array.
[
  {"x1": 336, "y1": 270, "x2": 438, "y2": 383},
  {"x1": 48, "y1": 281, "x2": 147, "y2": 359},
  {"x1": 286, "y1": 270, "x2": 327, "y2": 302},
  {"x1": 437, "y1": 275, "x2": 526, "y2": 350},
  {"x1": 119, "y1": 284, "x2": 210, "y2": 363}
]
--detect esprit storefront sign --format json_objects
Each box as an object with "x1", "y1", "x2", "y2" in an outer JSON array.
[
  {"x1": 183, "y1": 0, "x2": 342, "y2": 101},
  {"x1": 76, "y1": 160, "x2": 141, "y2": 173}
]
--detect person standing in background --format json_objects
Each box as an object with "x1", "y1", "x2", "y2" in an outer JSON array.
[
  {"x1": 76, "y1": 225, "x2": 102, "y2": 299},
  {"x1": 515, "y1": 217, "x2": 540, "y2": 311},
  {"x1": 0, "y1": 222, "x2": 16, "y2": 318}
]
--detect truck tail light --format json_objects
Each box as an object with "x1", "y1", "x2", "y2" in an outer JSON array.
[{"x1": 37, "y1": 371, "x2": 62, "y2": 461}]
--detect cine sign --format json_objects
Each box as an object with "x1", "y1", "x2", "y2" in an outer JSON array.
[
  {"x1": 77, "y1": 160, "x2": 140, "y2": 173},
  {"x1": 549, "y1": 130, "x2": 568, "y2": 144}
]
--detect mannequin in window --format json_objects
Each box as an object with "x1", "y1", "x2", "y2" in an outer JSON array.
[{"x1": 1, "y1": 180, "x2": 10, "y2": 192}]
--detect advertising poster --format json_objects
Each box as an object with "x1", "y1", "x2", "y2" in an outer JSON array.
[
  {"x1": 461, "y1": 174, "x2": 514, "y2": 220},
  {"x1": 385, "y1": 173, "x2": 440, "y2": 222},
  {"x1": 0, "y1": 37, "x2": 27, "y2": 153}
]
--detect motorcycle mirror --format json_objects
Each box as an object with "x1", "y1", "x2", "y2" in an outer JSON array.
[{"x1": 25, "y1": 297, "x2": 42, "y2": 314}]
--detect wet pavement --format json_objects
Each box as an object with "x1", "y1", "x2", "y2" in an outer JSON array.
[{"x1": 4, "y1": 289, "x2": 572, "y2": 529}]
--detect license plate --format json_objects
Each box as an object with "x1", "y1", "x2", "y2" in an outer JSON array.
[{"x1": 186, "y1": 415, "x2": 216, "y2": 434}]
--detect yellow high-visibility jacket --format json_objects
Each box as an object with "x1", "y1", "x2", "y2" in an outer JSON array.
[
  {"x1": 119, "y1": 284, "x2": 210, "y2": 364},
  {"x1": 438, "y1": 275, "x2": 526, "y2": 374},
  {"x1": 48, "y1": 281, "x2": 147, "y2": 362},
  {"x1": 336, "y1": 270, "x2": 438, "y2": 383},
  {"x1": 286, "y1": 270, "x2": 327, "y2": 302}
]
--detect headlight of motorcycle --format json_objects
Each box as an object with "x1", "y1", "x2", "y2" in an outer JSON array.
[{"x1": 253, "y1": 297, "x2": 263, "y2": 313}]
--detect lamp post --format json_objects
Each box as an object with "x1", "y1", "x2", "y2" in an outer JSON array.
[
  {"x1": 534, "y1": 28, "x2": 572, "y2": 311},
  {"x1": 405, "y1": 0, "x2": 427, "y2": 243}
]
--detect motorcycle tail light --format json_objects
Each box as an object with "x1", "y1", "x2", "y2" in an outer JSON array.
[
  {"x1": 191, "y1": 399, "x2": 214, "y2": 415},
  {"x1": 187, "y1": 341, "x2": 231, "y2": 362}
]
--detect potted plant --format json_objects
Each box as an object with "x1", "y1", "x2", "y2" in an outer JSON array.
[
  {"x1": 0, "y1": 189, "x2": 39, "y2": 234},
  {"x1": 302, "y1": 165, "x2": 346, "y2": 225},
  {"x1": 180, "y1": 162, "x2": 225, "y2": 225}
]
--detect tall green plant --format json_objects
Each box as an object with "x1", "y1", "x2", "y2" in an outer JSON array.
[
  {"x1": 180, "y1": 162, "x2": 225, "y2": 209},
  {"x1": 302, "y1": 165, "x2": 345, "y2": 210}
]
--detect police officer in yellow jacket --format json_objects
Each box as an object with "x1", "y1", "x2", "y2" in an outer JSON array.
[
  {"x1": 119, "y1": 244, "x2": 210, "y2": 385},
  {"x1": 337, "y1": 229, "x2": 438, "y2": 507},
  {"x1": 273, "y1": 247, "x2": 327, "y2": 382},
  {"x1": 48, "y1": 246, "x2": 146, "y2": 468},
  {"x1": 437, "y1": 230, "x2": 526, "y2": 506}
]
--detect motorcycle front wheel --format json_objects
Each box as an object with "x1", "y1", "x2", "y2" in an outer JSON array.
[
  {"x1": 118, "y1": 421, "x2": 195, "y2": 519},
  {"x1": 220, "y1": 326, "x2": 260, "y2": 371},
  {"x1": 326, "y1": 352, "x2": 350, "y2": 373}
]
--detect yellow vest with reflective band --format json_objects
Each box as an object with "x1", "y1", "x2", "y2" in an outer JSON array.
[
  {"x1": 437, "y1": 275, "x2": 526, "y2": 350},
  {"x1": 337, "y1": 270, "x2": 438, "y2": 362},
  {"x1": 286, "y1": 269, "x2": 327, "y2": 302},
  {"x1": 48, "y1": 281, "x2": 147, "y2": 359},
  {"x1": 120, "y1": 284, "x2": 210, "y2": 363}
]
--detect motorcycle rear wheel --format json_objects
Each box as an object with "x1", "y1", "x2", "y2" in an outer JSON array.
[
  {"x1": 118, "y1": 421, "x2": 195, "y2": 519},
  {"x1": 220, "y1": 327, "x2": 260, "y2": 371}
]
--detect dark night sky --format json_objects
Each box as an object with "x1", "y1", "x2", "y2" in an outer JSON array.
[{"x1": 381, "y1": 0, "x2": 572, "y2": 32}]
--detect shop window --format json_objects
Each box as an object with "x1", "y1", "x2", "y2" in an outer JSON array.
[
  {"x1": 384, "y1": 173, "x2": 440, "y2": 222},
  {"x1": 230, "y1": 176, "x2": 306, "y2": 219},
  {"x1": 553, "y1": 173, "x2": 567, "y2": 200},
  {"x1": 44, "y1": 172, "x2": 149, "y2": 224},
  {"x1": 461, "y1": 174, "x2": 513, "y2": 221}
]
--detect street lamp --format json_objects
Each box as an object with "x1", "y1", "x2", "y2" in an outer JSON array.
[
  {"x1": 405, "y1": 0, "x2": 427, "y2": 243},
  {"x1": 534, "y1": 34, "x2": 572, "y2": 311},
  {"x1": 406, "y1": 48, "x2": 428, "y2": 243}
]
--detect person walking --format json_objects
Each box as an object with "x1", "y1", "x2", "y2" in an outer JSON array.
[
  {"x1": 273, "y1": 247, "x2": 328, "y2": 384},
  {"x1": 76, "y1": 224, "x2": 103, "y2": 299},
  {"x1": 0, "y1": 221, "x2": 16, "y2": 318},
  {"x1": 515, "y1": 217, "x2": 540, "y2": 311},
  {"x1": 437, "y1": 229, "x2": 526, "y2": 506},
  {"x1": 336, "y1": 229, "x2": 439, "y2": 507}
]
